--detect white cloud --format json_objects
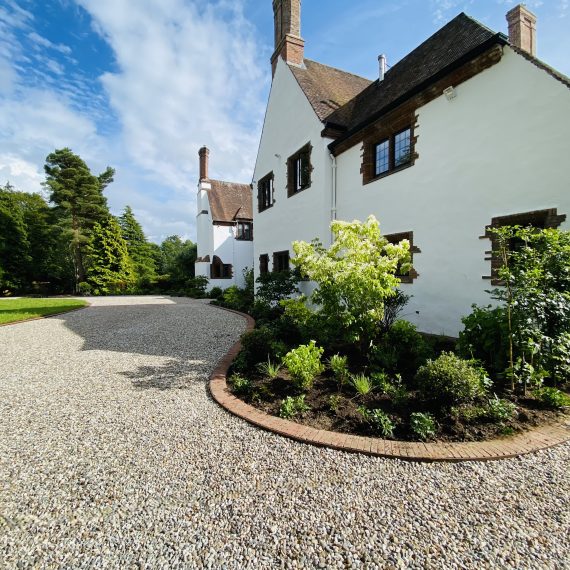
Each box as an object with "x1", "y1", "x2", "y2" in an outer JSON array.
[
  {"x1": 77, "y1": 0, "x2": 267, "y2": 189},
  {"x1": 28, "y1": 31, "x2": 73, "y2": 55}
]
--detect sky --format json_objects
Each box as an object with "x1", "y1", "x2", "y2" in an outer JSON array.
[{"x1": 1, "y1": 0, "x2": 568, "y2": 243}]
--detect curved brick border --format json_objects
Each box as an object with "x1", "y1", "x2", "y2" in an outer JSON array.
[
  {"x1": 209, "y1": 306, "x2": 570, "y2": 462},
  {"x1": 0, "y1": 300, "x2": 90, "y2": 328}
]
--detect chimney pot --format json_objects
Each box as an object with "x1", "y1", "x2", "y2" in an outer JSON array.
[
  {"x1": 378, "y1": 54, "x2": 387, "y2": 81},
  {"x1": 506, "y1": 4, "x2": 537, "y2": 56},
  {"x1": 199, "y1": 146, "x2": 209, "y2": 181}
]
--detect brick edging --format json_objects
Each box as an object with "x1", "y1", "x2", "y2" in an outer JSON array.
[
  {"x1": 0, "y1": 300, "x2": 91, "y2": 327},
  {"x1": 208, "y1": 306, "x2": 570, "y2": 462}
]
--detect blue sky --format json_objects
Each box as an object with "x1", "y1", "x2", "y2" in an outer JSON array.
[{"x1": 1, "y1": 0, "x2": 568, "y2": 242}]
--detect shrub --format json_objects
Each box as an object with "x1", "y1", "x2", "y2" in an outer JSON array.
[
  {"x1": 358, "y1": 407, "x2": 395, "y2": 437},
  {"x1": 256, "y1": 269, "x2": 300, "y2": 306},
  {"x1": 209, "y1": 286, "x2": 223, "y2": 300},
  {"x1": 410, "y1": 412, "x2": 436, "y2": 440},
  {"x1": 416, "y1": 352, "x2": 487, "y2": 406},
  {"x1": 371, "y1": 320, "x2": 431, "y2": 379},
  {"x1": 229, "y1": 373, "x2": 251, "y2": 394},
  {"x1": 350, "y1": 374, "x2": 373, "y2": 397},
  {"x1": 282, "y1": 340, "x2": 325, "y2": 391},
  {"x1": 533, "y1": 387, "x2": 570, "y2": 409},
  {"x1": 379, "y1": 289, "x2": 411, "y2": 334},
  {"x1": 184, "y1": 276, "x2": 209, "y2": 298},
  {"x1": 486, "y1": 395, "x2": 517, "y2": 422},
  {"x1": 458, "y1": 305, "x2": 510, "y2": 379},
  {"x1": 234, "y1": 326, "x2": 287, "y2": 373},
  {"x1": 279, "y1": 394, "x2": 310, "y2": 419},
  {"x1": 257, "y1": 358, "x2": 282, "y2": 379},
  {"x1": 451, "y1": 404, "x2": 487, "y2": 423},
  {"x1": 329, "y1": 354, "x2": 349, "y2": 388}
]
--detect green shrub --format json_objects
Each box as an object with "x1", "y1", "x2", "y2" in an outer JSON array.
[
  {"x1": 279, "y1": 395, "x2": 310, "y2": 419},
  {"x1": 350, "y1": 374, "x2": 373, "y2": 397},
  {"x1": 234, "y1": 326, "x2": 287, "y2": 373},
  {"x1": 256, "y1": 269, "x2": 300, "y2": 306},
  {"x1": 486, "y1": 395, "x2": 517, "y2": 422},
  {"x1": 410, "y1": 412, "x2": 436, "y2": 440},
  {"x1": 458, "y1": 305, "x2": 510, "y2": 379},
  {"x1": 229, "y1": 373, "x2": 251, "y2": 394},
  {"x1": 257, "y1": 358, "x2": 282, "y2": 379},
  {"x1": 416, "y1": 352, "x2": 487, "y2": 406},
  {"x1": 358, "y1": 407, "x2": 395, "y2": 437},
  {"x1": 209, "y1": 286, "x2": 223, "y2": 300},
  {"x1": 371, "y1": 320, "x2": 431, "y2": 378},
  {"x1": 184, "y1": 276, "x2": 209, "y2": 298},
  {"x1": 533, "y1": 387, "x2": 570, "y2": 409},
  {"x1": 282, "y1": 341, "x2": 325, "y2": 391}
]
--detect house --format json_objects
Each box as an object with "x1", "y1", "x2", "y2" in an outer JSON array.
[
  {"x1": 252, "y1": 1, "x2": 570, "y2": 336},
  {"x1": 195, "y1": 147, "x2": 254, "y2": 290}
]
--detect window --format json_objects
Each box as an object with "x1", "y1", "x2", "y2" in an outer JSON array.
[
  {"x1": 273, "y1": 250, "x2": 290, "y2": 272},
  {"x1": 384, "y1": 231, "x2": 420, "y2": 283},
  {"x1": 372, "y1": 127, "x2": 412, "y2": 178},
  {"x1": 287, "y1": 143, "x2": 312, "y2": 196},
  {"x1": 258, "y1": 172, "x2": 274, "y2": 212},
  {"x1": 483, "y1": 208, "x2": 566, "y2": 284},
  {"x1": 236, "y1": 221, "x2": 253, "y2": 241},
  {"x1": 210, "y1": 256, "x2": 232, "y2": 279},
  {"x1": 259, "y1": 254, "x2": 269, "y2": 275}
]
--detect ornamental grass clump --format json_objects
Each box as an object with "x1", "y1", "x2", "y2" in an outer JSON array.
[
  {"x1": 282, "y1": 340, "x2": 325, "y2": 391},
  {"x1": 415, "y1": 352, "x2": 487, "y2": 406},
  {"x1": 350, "y1": 373, "x2": 373, "y2": 397},
  {"x1": 257, "y1": 358, "x2": 282, "y2": 379}
]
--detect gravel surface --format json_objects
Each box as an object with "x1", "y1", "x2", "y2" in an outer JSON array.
[{"x1": 1, "y1": 295, "x2": 569, "y2": 570}]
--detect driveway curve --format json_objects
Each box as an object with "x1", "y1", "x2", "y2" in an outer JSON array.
[{"x1": 1, "y1": 296, "x2": 568, "y2": 569}]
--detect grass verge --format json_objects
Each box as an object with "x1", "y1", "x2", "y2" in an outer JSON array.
[{"x1": 0, "y1": 298, "x2": 88, "y2": 325}]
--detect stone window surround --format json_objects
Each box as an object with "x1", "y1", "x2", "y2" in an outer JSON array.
[
  {"x1": 384, "y1": 231, "x2": 420, "y2": 283},
  {"x1": 481, "y1": 207, "x2": 566, "y2": 284}
]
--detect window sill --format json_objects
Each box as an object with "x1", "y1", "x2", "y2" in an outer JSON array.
[
  {"x1": 364, "y1": 162, "x2": 413, "y2": 186},
  {"x1": 287, "y1": 184, "x2": 311, "y2": 198}
]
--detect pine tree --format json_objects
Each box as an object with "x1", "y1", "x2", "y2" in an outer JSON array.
[
  {"x1": 118, "y1": 206, "x2": 157, "y2": 290},
  {"x1": 44, "y1": 148, "x2": 114, "y2": 290},
  {"x1": 85, "y1": 215, "x2": 135, "y2": 295}
]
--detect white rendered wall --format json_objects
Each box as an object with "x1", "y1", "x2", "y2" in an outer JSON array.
[
  {"x1": 334, "y1": 47, "x2": 570, "y2": 336},
  {"x1": 253, "y1": 58, "x2": 335, "y2": 295}
]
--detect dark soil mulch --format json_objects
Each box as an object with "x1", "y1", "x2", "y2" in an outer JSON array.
[{"x1": 230, "y1": 371, "x2": 568, "y2": 442}]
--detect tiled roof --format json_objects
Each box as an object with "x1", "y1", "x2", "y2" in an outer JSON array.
[
  {"x1": 208, "y1": 179, "x2": 253, "y2": 223},
  {"x1": 326, "y1": 13, "x2": 505, "y2": 136},
  {"x1": 288, "y1": 59, "x2": 372, "y2": 122}
]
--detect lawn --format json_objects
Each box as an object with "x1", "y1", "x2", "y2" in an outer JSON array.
[{"x1": 0, "y1": 298, "x2": 88, "y2": 324}]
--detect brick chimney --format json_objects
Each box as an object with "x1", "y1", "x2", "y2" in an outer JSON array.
[
  {"x1": 199, "y1": 146, "x2": 209, "y2": 181},
  {"x1": 506, "y1": 4, "x2": 537, "y2": 57},
  {"x1": 271, "y1": 0, "x2": 305, "y2": 77}
]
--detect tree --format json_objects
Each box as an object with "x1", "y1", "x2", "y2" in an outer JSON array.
[
  {"x1": 44, "y1": 148, "x2": 114, "y2": 290},
  {"x1": 84, "y1": 215, "x2": 135, "y2": 295},
  {"x1": 119, "y1": 205, "x2": 157, "y2": 290},
  {"x1": 291, "y1": 215, "x2": 410, "y2": 353},
  {"x1": 158, "y1": 235, "x2": 197, "y2": 288}
]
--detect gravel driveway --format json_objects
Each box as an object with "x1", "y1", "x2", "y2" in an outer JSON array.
[{"x1": 1, "y1": 296, "x2": 569, "y2": 569}]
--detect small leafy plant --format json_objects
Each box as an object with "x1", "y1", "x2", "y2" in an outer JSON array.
[
  {"x1": 230, "y1": 373, "x2": 251, "y2": 394},
  {"x1": 358, "y1": 407, "x2": 395, "y2": 437},
  {"x1": 350, "y1": 374, "x2": 373, "y2": 397},
  {"x1": 328, "y1": 394, "x2": 343, "y2": 413},
  {"x1": 486, "y1": 395, "x2": 517, "y2": 422},
  {"x1": 329, "y1": 354, "x2": 349, "y2": 388},
  {"x1": 409, "y1": 412, "x2": 436, "y2": 441},
  {"x1": 533, "y1": 387, "x2": 570, "y2": 409},
  {"x1": 279, "y1": 395, "x2": 311, "y2": 419},
  {"x1": 257, "y1": 358, "x2": 282, "y2": 379},
  {"x1": 282, "y1": 341, "x2": 325, "y2": 391}
]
